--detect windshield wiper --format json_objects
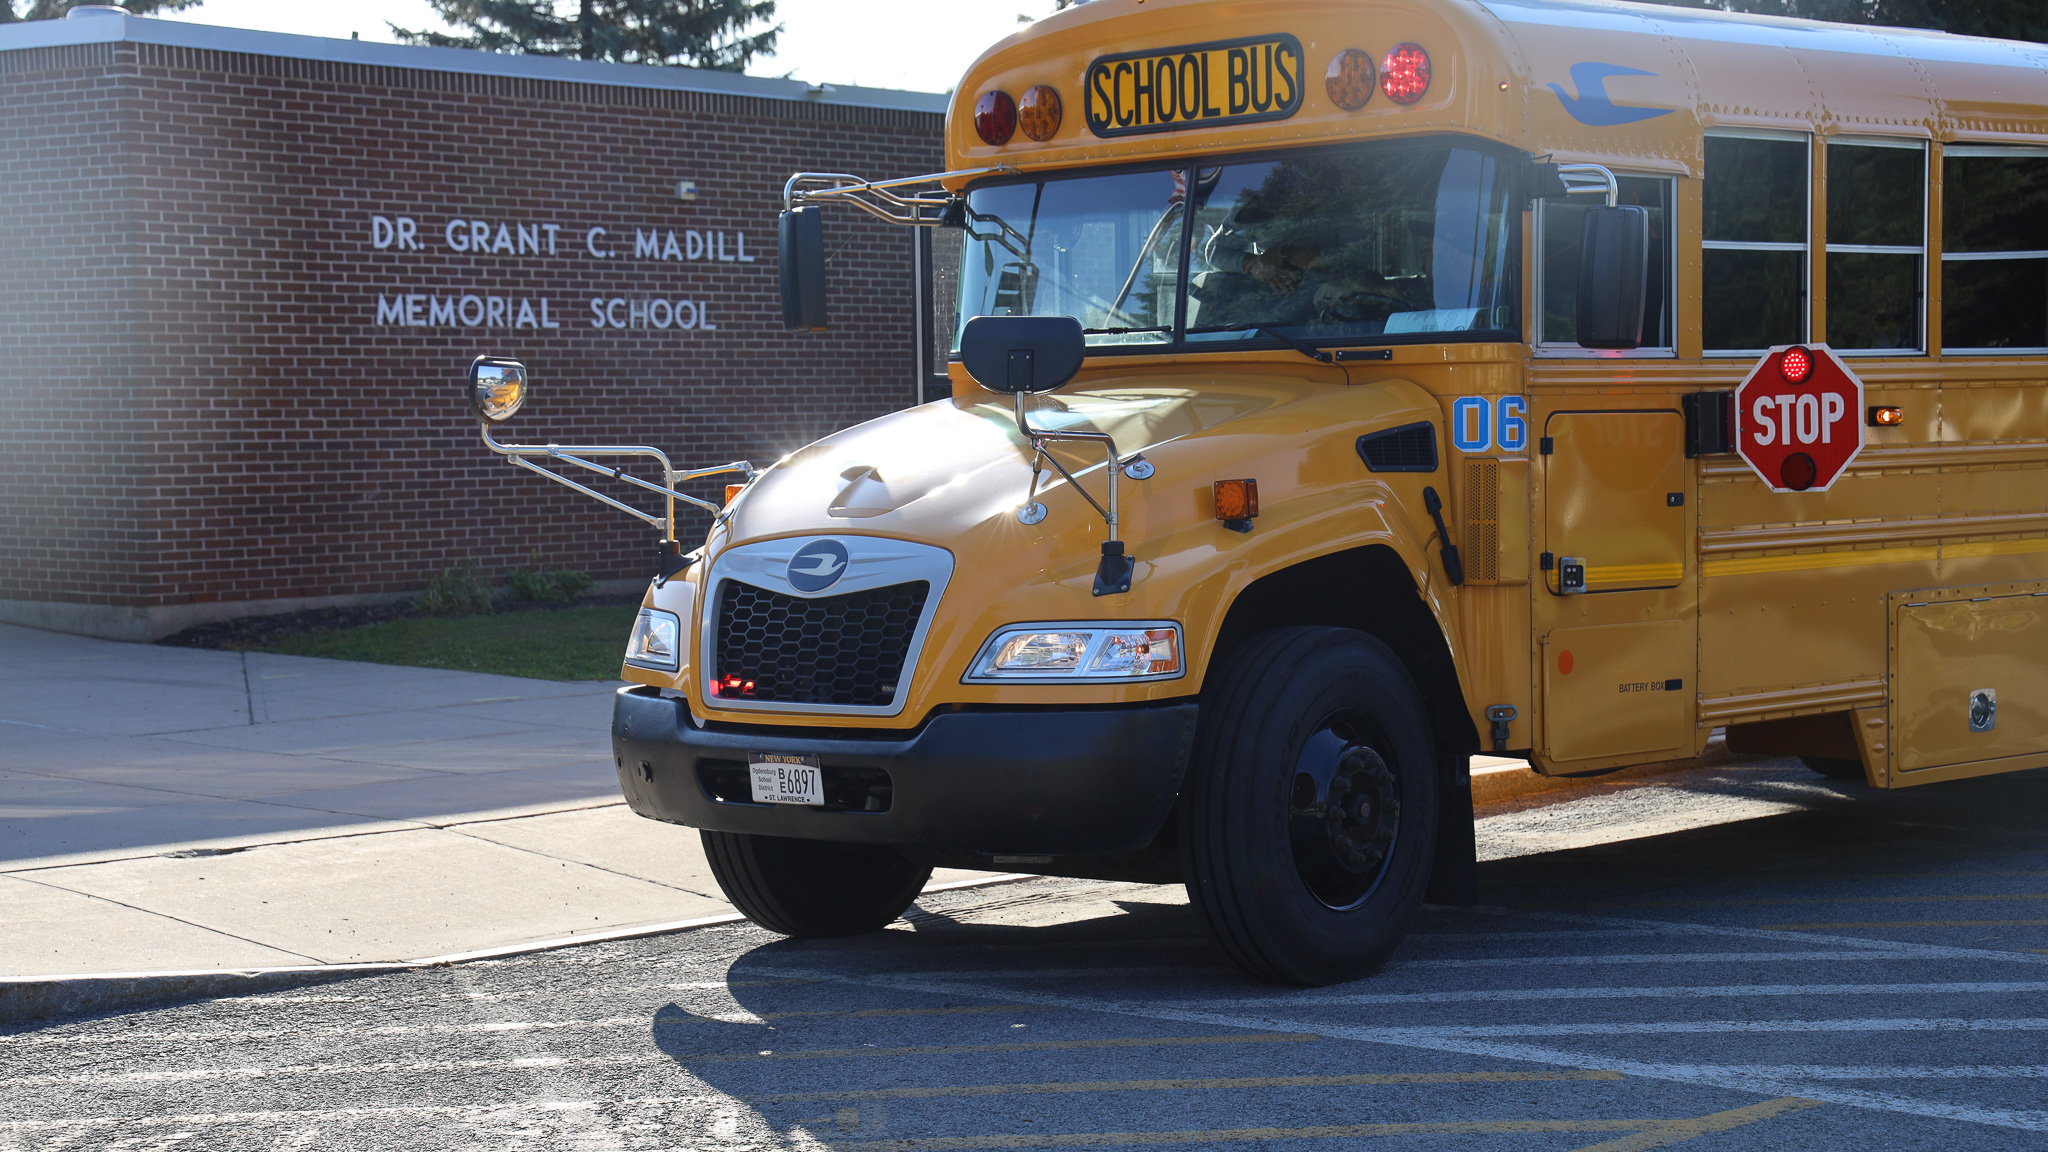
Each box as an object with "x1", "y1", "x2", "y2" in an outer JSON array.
[
  {"x1": 1184, "y1": 325, "x2": 1333, "y2": 363},
  {"x1": 1083, "y1": 325, "x2": 1171, "y2": 335}
]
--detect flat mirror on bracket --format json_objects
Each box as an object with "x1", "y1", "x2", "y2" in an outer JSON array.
[
  {"x1": 468, "y1": 356, "x2": 528, "y2": 423},
  {"x1": 778, "y1": 205, "x2": 827, "y2": 331},
  {"x1": 957, "y1": 314, "x2": 1085, "y2": 395},
  {"x1": 1577, "y1": 205, "x2": 1649, "y2": 349}
]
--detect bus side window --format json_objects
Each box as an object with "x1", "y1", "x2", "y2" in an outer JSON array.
[
  {"x1": 1536, "y1": 174, "x2": 1674, "y2": 354},
  {"x1": 1942, "y1": 146, "x2": 2048, "y2": 353},
  {"x1": 1827, "y1": 138, "x2": 1925, "y2": 353},
  {"x1": 1702, "y1": 133, "x2": 1809, "y2": 355}
]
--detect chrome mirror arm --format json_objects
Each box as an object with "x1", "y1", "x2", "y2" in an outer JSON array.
[
  {"x1": 479, "y1": 423, "x2": 755, "y2": 543},
  {"x1": 1556, "y1": 163, "x2": 1620, "y2": 208},
  {"x1": 1011, "y1": 393, "x2": 1136, "y2": 596}
]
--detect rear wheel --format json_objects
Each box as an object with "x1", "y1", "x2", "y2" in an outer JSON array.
[
  {"x1": 1181, "y1": 627, "x2": 1439, "y2": 985},
  {"x1": 701, "y1": 831, "x2": 932, "y2": 937}
]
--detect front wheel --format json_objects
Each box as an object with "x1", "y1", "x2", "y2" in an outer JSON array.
[
  {"x1": 1181, "y1": 627, "x2": 1439, "y2": 985},
  {"x1": 701, "y1": 831, "x2": 932, "y2": 937}
]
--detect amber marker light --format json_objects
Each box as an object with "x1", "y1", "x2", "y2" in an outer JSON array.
[
  {"x1": 724, "y1": 483, "x2": 746, "y2": 504},
  {"x1": 1214, "y1": 479, "x2": 1259, "y2": 532},
  {"x1": 1380, "y1": 43, "x2": 1431, "y2": 105},
  {"x1": 1018, "y1": 84, "x2": 1062, "y2": 141},
  {"x1": 1868, "y1": 406, "x2": 1904, "y2": 427},
  {"x1": 974, "y1": 90, "x2": 1017, "y2": 146},
  {"x1": 1325, "y1": 48, "x2": 1375, "y2": 111}
]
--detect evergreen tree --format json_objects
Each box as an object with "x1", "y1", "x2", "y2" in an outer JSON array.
[
  {"x1": 2, "y1": 0, "x2": 198, "y2": 20},
  {"x1": 392, "y1": 0, "x2": 779, "y2": 71},
  {"x1": 1642, "y1": 0, "x2": 2048, "y2": 42}
]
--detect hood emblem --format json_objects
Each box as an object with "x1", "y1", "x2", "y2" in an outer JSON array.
[{"x1": 787, "y1": 539, "x2": 850, "y2": 593}]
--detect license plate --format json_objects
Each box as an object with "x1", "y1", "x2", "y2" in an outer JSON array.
[{"x1": 748, "y1": 752, "x2": 824, "y2": 806}]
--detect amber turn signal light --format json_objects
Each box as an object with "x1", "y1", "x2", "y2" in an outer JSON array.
[
  {"x1": 1214, "y1": 479, "x2": 1259, "y2": 532},
  {"x1": 1868, "y1": 406, "x2": 1903, "y2": 427},
  {"x1": 724, "y1": 483, "x2": 746, "y2": 504}
]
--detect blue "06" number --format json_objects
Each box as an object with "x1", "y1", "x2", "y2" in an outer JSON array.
[{"x1": 1450, "y1": 395, "x2": 1527, "y2": 454}]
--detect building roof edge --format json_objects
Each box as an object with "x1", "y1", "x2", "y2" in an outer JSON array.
[{"x1": 0, "y1": 11, "x2": 951, "y2": 115}]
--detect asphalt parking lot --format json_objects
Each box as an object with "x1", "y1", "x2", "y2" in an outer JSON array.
[{"x1": 3, "y1": 762, "x2": 2045, "y2": 1152}]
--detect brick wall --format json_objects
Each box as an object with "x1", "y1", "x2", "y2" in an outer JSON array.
[{"x1": 0, "y1": 38, "x2": 943, "y2": 640}]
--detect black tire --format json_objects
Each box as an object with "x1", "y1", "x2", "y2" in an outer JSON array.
[
  {"x1": 1801, "y1": 756, "x2": 1867, "y2": 781},
  {"x1": 701, "y1": 831, "x2": 932, "y2": 937},
  {"x1": 1181, "y1": 626, "x2": 1439, "y2": 986}
]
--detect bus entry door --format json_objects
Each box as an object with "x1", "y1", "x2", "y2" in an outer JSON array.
[{"x1": 1539, "y1": 410, "x2": 1697, "y2": 766}]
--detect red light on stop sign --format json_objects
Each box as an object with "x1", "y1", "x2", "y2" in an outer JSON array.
[
  {"x1": 1734, "y1": 343, "x2": 1866, "y2": 494},
  {"x1": 1780, "y1": 346, "x2": 1811, "y2": 383}
]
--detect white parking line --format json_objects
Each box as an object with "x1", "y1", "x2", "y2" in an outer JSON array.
[
  {"x1": 1330, "y1": 1017, "x2": 2048, "y2": 1038},
  {"x1": 757, "y1": 965, "x2": 2048, "y2": 1133},
  {"x1": 1192, "y1": 981, "x2": 2048, "y2": 1007}
]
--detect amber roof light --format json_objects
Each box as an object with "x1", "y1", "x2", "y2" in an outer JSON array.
[
  {"x1": 1018, "y1": 85, "x2": 1062, "y2": 141},
  {"x1": 1325, "y1": 49, "x2": 1376, "y2": 111}
]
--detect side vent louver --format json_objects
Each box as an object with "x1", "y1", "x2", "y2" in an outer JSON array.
[
  {"x1": 1355, "y1": 421, "x2": 1438, "y2": 473},
  {"x1": 1462, "y1": 458, "x2": 1500, "y2": 585}
]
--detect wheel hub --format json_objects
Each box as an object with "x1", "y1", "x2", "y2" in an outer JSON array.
[{"x1": 1287, "y1": 717, "x2": 1400, "y2": 910}]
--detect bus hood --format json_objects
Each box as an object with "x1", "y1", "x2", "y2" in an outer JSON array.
[{"x1": 717, "y1": 376, "x2": 1289, "y2": 549}]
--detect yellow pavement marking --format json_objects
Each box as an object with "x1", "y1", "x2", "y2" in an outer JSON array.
[
  {"x1": 820, "y1": 1097, "x2": 1821, "y2": 1151},
  {"x1": 1563, "y1": 1097, "x2": 1823, "y2": 1152},
  {"x1": 823, "y1": 1118, "x2": 1657, "y2": 1150},
  {"x1": 1763, "y1": 919, "x2": 2048, "y2": 931},
  {"x1": 749, "y1": 1069, "x2": 1624, "y2": 1104},
  {"x1": 683, "y1": 1033, "x2": 1319, "y2": 1065}
]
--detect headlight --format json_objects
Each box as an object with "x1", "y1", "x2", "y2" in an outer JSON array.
[
  {"x1": 623, "y1": 607, "x2": 681, "y2": 672},
  {"x1": 965, "y1": 622, "x2": 1182, "y2": 683}
]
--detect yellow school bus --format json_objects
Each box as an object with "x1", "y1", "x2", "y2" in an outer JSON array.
[{"x1": 468, "y1": 0, "x2": 2048, "y2": 984}]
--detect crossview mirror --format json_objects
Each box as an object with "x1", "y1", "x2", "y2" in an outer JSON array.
[
  {"x1": 958, "y1": 315, "x2": 1085, "y2": 395},
  {"x1": 1577, "y1": 205, "x2": 1649, "y2": 350},
  {"x1": 468, "y1": 356, "x2": 527, "y2": 423},
  {"x1": 778, "y1": 205, "x2": 827, "y2": 332}
]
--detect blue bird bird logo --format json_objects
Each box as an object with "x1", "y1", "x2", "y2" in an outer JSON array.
[{"x1": 1549, "y1": 62, "x2": 1674, "y2": 126}]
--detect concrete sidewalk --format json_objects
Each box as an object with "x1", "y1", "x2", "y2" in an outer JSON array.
[
  {"x1": 0, "y1": 622, "x2": 999, "y2": 982},
  {"x1": 0, "y1": 621, "x2": 1717, "y2": 997}
]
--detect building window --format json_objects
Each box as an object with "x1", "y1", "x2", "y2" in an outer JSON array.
[
  {"x1": 1827, "y1": 138, "x2": 1925, "y2": 353},
  {"x1": 1535, "y1": 175, "x2": 1675, "y2": 355},
  {"x1": 1942, "y1": 145, "x2": 2048, "y2": 353},
  {"x1": 1703, "y1": 133, "x2": 1808, "y2": 355}
]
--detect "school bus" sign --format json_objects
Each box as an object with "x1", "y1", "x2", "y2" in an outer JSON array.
[{"x1": 1084, "y1": 34, "x2": 1305, "y2": 137}]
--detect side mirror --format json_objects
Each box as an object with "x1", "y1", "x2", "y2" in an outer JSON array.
[
  {"x1": 1577, "y1": 205, "x2": 1649, "y2": 350},
  {"x1": 958, "y1": 315, "x2": 1085, "y2": 395},
  {"x1": 468, "y1": 356, "x2": 527, "y2": 423},
  {"x1": 778, "y1": 205, "x2": 827, "y2": 331}
]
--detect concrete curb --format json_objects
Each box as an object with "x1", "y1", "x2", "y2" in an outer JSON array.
[{"x1": 0, "y1": 874, "x2": 1031, "y2": 1028}]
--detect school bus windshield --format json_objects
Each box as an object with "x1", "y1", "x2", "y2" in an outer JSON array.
[{"x1": 952, "y1": 140, "x2": 1520, "y2": 352}]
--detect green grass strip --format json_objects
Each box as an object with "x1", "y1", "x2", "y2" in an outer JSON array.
[{"x1": 253, "y1": 604, "x2": 639, "y2": 681}]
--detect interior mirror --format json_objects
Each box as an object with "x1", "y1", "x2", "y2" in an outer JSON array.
[
  {"x1": 1577, "y1": 205, "x2": 1649, "y2": 350},
  {"x1": 958, "y1": 315, "x2": 1085, "y2": 395},
  {"x1": 468, "y1": 356, "x2": 527, "y2": 423},
  {"x1": 778, "y1": 205, "x2": 827, "y2": 331}
]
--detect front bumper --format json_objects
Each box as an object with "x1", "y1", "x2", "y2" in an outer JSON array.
[{"x1": 610, "y1": 687, "x2": 1198, "y2": 855}]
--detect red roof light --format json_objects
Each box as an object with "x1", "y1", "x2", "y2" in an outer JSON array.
[
  {"x1": 1380, "y1": 43, "x2": 1431, "y2": 105},
  {"x1": 974, "y1": 90, "x2": 1017, "y2": 146}
]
